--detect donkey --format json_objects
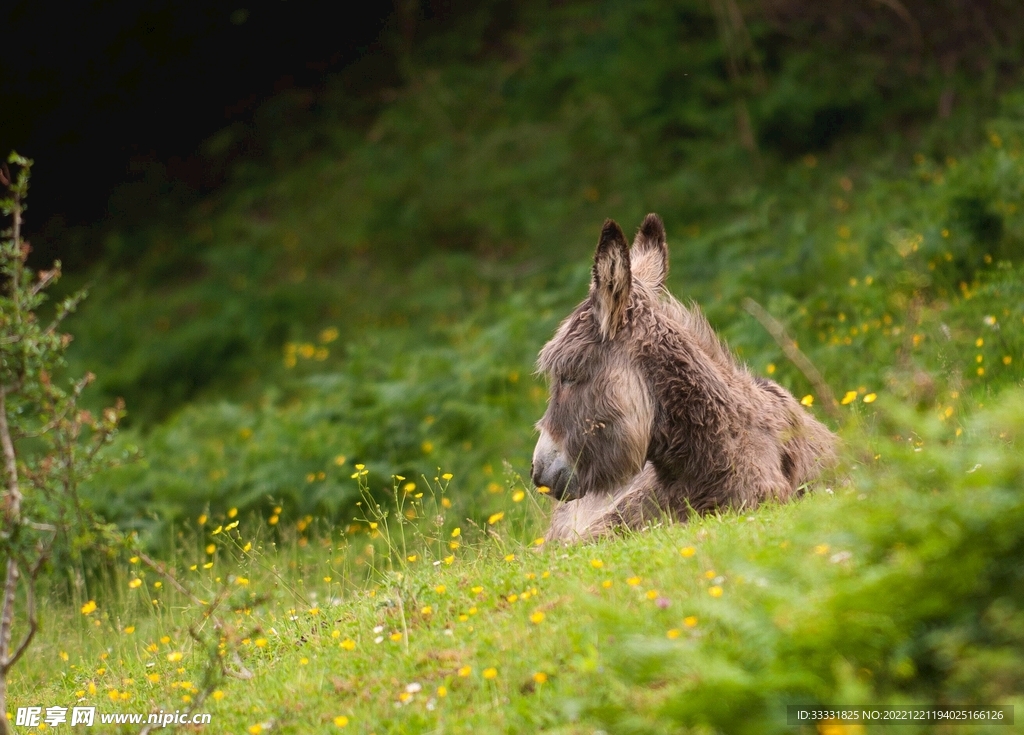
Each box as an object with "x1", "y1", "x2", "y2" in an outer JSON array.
[{"x1": 531, "y1": 214, "x2": 837, "y2": 541}]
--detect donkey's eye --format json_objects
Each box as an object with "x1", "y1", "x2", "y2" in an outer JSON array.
[{"x1": 559, "y1": 375, "x2": 578, "y2": 387}]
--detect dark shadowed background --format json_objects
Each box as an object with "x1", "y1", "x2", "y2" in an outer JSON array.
[{"x1": 1, "y1": 0, "x2": 415, "y2": 267}]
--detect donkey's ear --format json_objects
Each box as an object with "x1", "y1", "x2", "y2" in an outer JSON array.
[
  {"x1": 631, "y1": 213, "x2": 667, "y2": 286},
  {"x1": 591, "y1": 219, "x2": 631, "y2": 340}
]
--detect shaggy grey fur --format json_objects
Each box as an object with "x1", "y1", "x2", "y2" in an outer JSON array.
[{"x1": 531, "y1": 214, "x2": 837, "y2": 541}]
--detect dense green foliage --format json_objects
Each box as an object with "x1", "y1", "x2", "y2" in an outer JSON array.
[{"x1": 52, "y1": 0, "x2": 1024, "y2": 541}]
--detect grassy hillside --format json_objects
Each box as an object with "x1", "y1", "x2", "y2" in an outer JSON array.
[
  {"x1": 14, "y1": 397, "x2": 1024, "y2": 733},
  {"x1": 8, "y1": 0, "x2": 1024, "y2": 731}
]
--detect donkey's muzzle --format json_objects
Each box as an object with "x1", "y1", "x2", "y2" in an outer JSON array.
[
  {"x1": 532, "y1": 429, "x2": 581, "y2": 501},
  {"x1": 532, "y1": 461, "x2": 575, "y2": 500}
]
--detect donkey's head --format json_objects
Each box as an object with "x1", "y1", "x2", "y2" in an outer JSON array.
[{"x1": 531, "y1": 214, "x2": 668, "y2": 501}]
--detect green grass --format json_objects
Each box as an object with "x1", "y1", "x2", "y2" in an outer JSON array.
[{"x1": 13, "y1": 394, "x2": 1024, "y2": 733}]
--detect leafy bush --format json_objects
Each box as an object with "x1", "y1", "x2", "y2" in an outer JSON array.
[{"x1": 0, "y1": 155, "x2": 121, "y2": 733}]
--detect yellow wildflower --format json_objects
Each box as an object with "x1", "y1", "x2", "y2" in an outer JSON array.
[{"x1": 320, "y1": 327, "x2": 339, "y2": 344}]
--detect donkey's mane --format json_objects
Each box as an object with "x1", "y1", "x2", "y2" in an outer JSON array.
[{"x1": 652, "y1": 292, "x2": 736, "y2": 375}]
